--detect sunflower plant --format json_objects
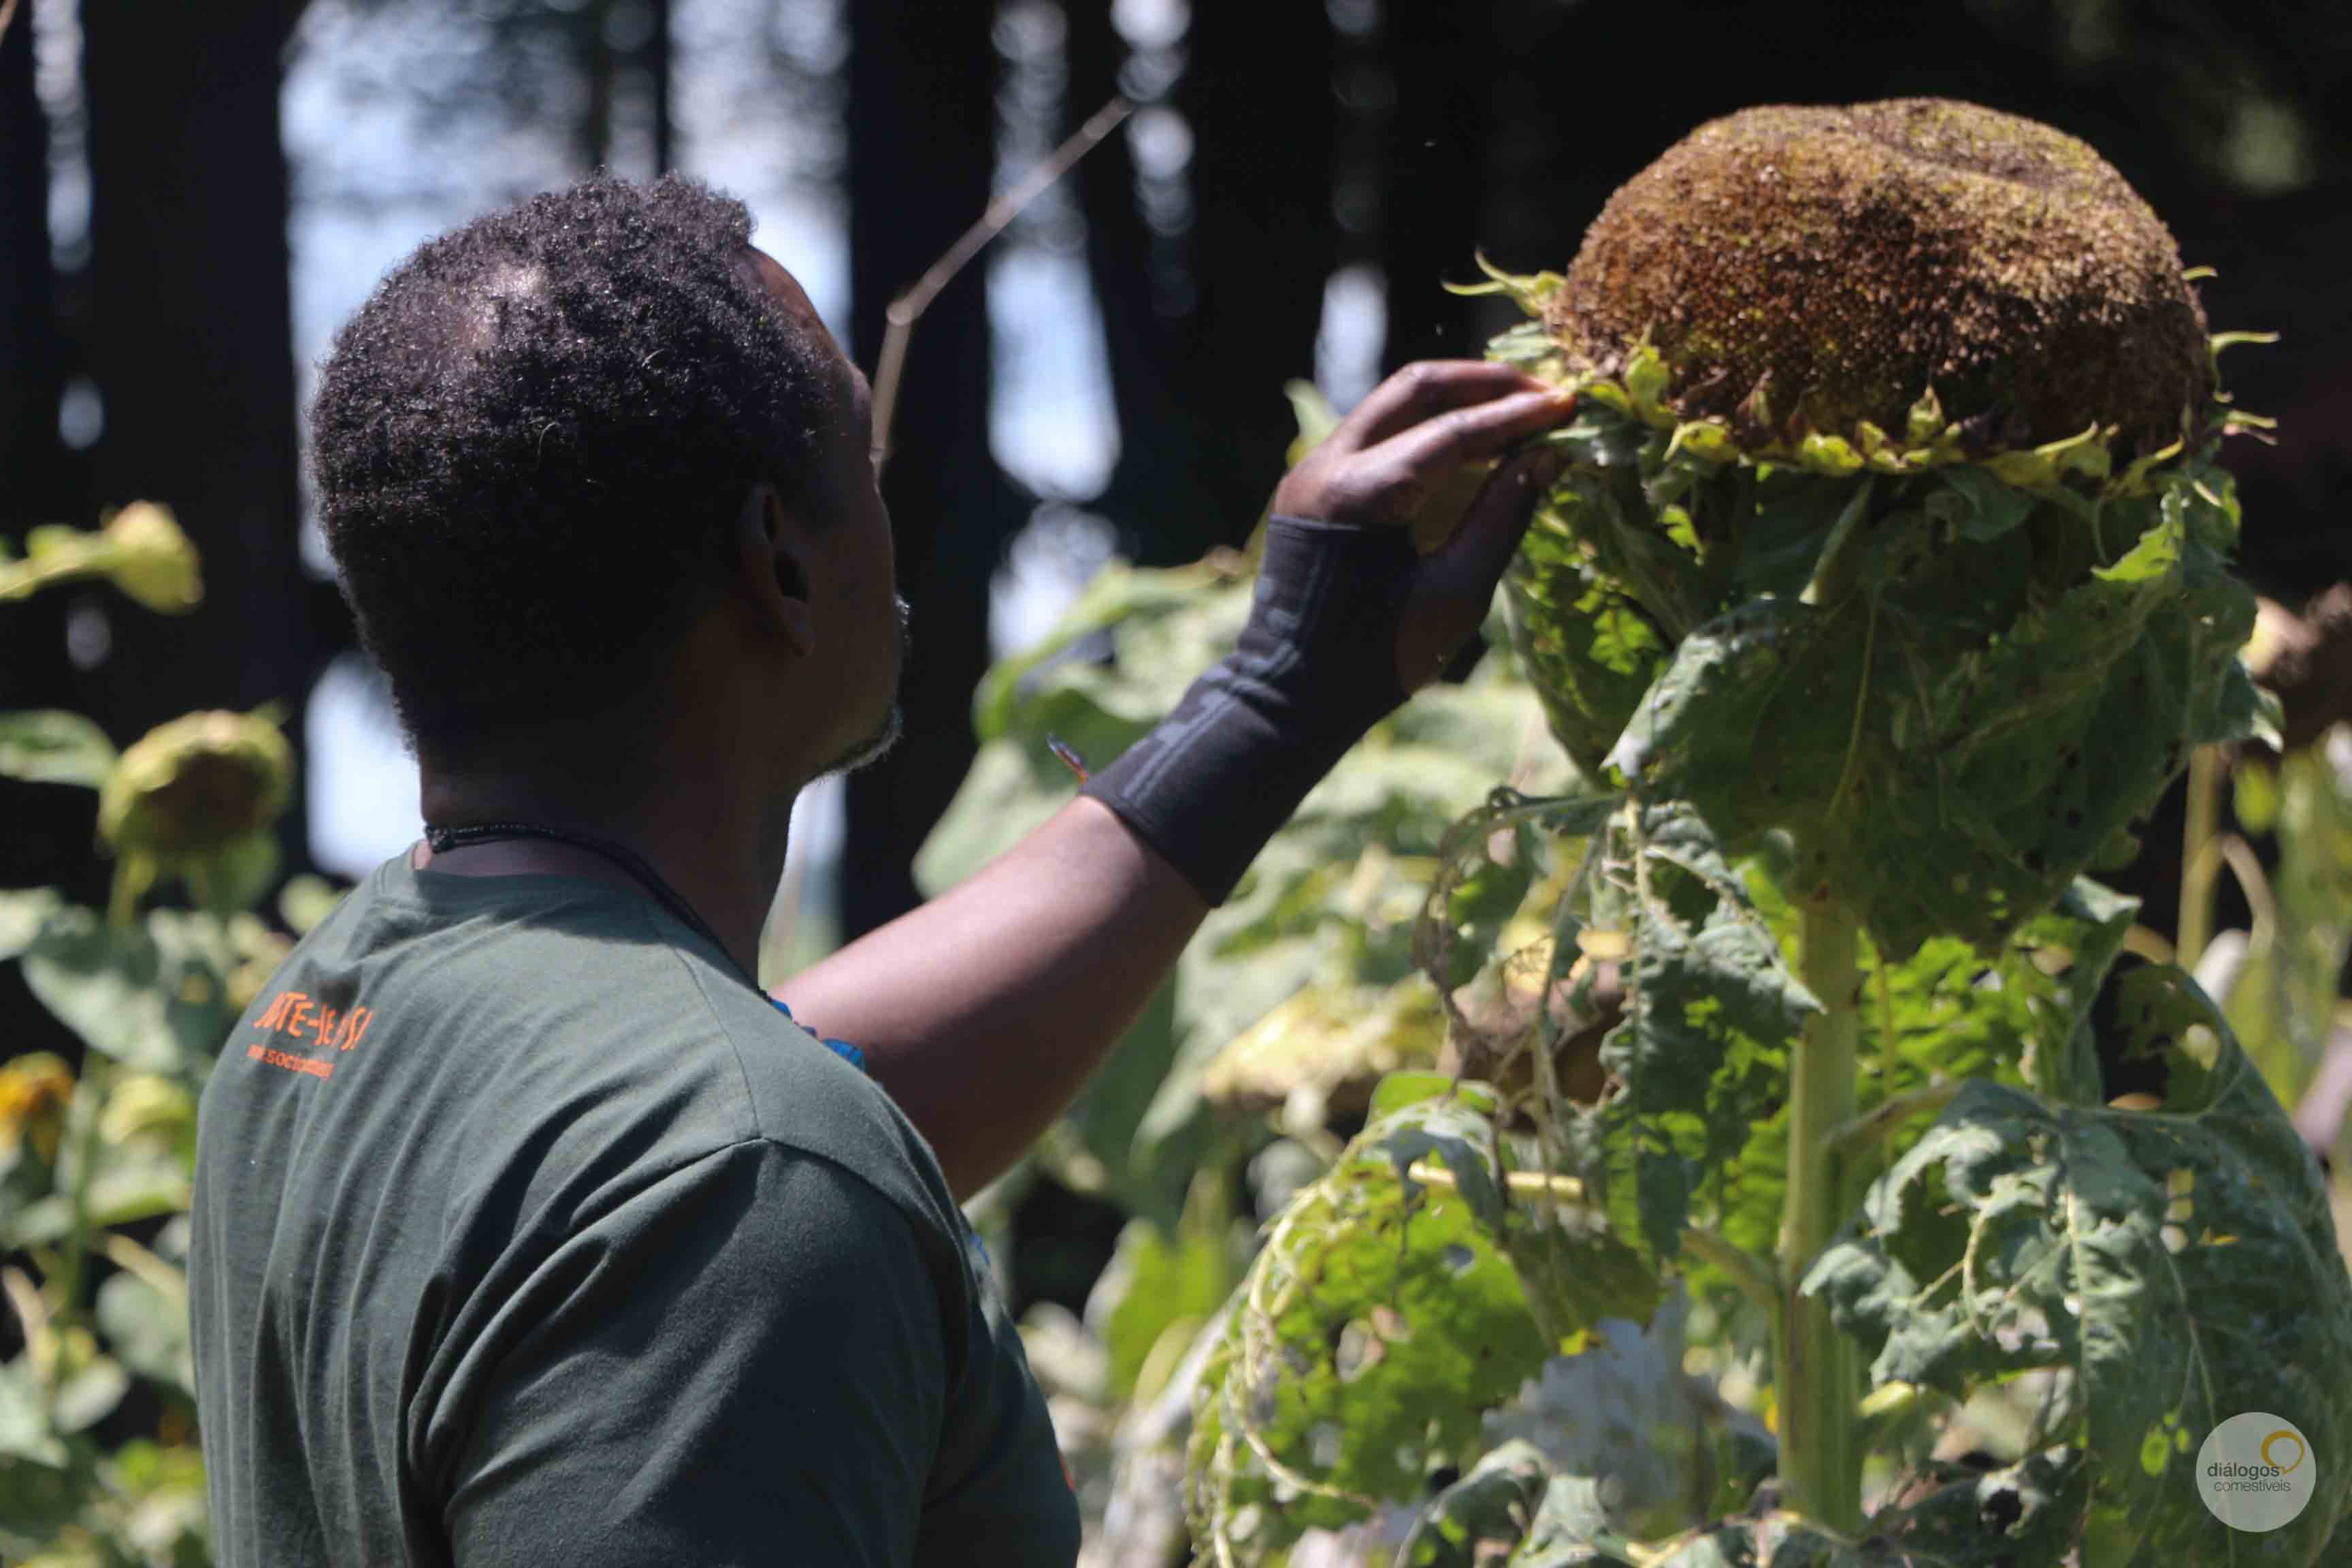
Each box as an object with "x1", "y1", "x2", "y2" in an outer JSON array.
[
  {"x1": 1186, "y1": 100, "x2": 2352, "y2": 1567},
  {"x1": 1, "y1": 504, "x2": 332, "y2": 1567}
]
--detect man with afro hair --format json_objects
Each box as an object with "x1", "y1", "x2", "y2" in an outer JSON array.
[{"x1": 190, "y1": 175, "x2": 1575, "y2": 1565}]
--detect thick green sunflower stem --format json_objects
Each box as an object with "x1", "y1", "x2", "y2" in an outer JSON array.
[{"x1": 1778, "y1": 896, "x2": 1864, "y2": 1533}]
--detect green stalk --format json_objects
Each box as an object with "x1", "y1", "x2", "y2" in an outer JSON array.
[
  {"x1": 51, "y1": 1056, "x2": 109, "y2": 1340},
  {"x1": 2176, "y1": 744, "x2": 2221, "y2": 968},
  {"x1": 0, "y1": 537, "x2": 108, "y2": 601},
  {"x1": 1778, "y1": 895, "x2": 1864, "y2": 1531}
]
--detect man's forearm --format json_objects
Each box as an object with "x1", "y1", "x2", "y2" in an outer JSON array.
[
  {"x1": 776, "y1": 370, "x2": 1572, "y2": 1202},
  {"x1": 770, "y1": 795, "x2": 1205, "y2": 1200}
]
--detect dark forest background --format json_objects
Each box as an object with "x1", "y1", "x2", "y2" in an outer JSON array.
[{"x1": 4, "y1": 0, "x2": 2349, "y2": 983}]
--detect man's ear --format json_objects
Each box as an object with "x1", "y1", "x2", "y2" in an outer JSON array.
[{"x1": 738, "y1": 480, "x2": 815, "y2": 655}]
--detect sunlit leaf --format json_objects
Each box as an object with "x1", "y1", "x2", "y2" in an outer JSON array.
[
  {"x1": 96, "y1": 1271, "x2": 193, "y2": 1399},
  {"x1": 1396, "y1": 1439, "x2": 1550, "y2": 1567},
  {"x1": 0, "y1": 1361, "x2": 67, "y2": 1468},
  {"x1": 1188, "y1": 1094, "x2": 1648, "y2": 1561},
  {"x1": 0, "y1": 711, "x2": 116, "y2": 789}
]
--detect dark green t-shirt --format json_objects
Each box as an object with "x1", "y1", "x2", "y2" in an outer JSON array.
[{"x1": 189, "y1": 852, "x2": 1079, "y2": 1567}]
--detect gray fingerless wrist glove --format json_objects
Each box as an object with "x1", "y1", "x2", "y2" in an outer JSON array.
[{"x1": 1080, "y1": 514, "x2": 1418, "y2": 905}]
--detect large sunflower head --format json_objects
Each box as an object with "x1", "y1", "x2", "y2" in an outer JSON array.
[
  {"x1": 1543, "y1": 98, "x2": 2212, "y2": 464},
  {"x1": 1475, "y1": 99, "x2": 2270, "y2": 956}
]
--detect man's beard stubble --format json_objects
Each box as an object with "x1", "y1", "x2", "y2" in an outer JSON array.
[{"x1": 823, "y1": 592, "x2": 911, "y2": 777}]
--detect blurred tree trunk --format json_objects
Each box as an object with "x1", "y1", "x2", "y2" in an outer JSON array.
[
  {"x1": 838, "y1": 0, "x2": 1019, "y2": 939},
  {"x1": 1063, "y1": 0, "x2": 1213, "y2": 566},
  {"x1": 509, "y1": 0, "x2": 671, "y2": 178},
  {"x1": 1, "y1": 3, "x2": 106, "y2": 1086},
  {"x1": 1061, "y1": 2, "x2": 1342, "y2": 564},
  {"x1": 1172, "y1": 4, "x2": 1337, "y2": 545},
  {"x1": 1377, "y1": 3, "x2": 1494, "y2": 373},
  {"x1": 648, "y1": 0, "x2": 671, "y2": 174},
  {"x1": 80, "y1": 0, "x2": 312, "y2": 874},
  {"x1": 0, "y1": 12, "x2": 56, "y2": 526}
]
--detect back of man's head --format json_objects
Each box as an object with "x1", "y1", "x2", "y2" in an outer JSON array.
[{"x1": 311, "y1": 176, "x2": 836, "y2": 764}]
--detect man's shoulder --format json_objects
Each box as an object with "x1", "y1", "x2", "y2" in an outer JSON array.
[
  {"x1": 201, "y1": 860, "x2": 961, "y2": 1261},
  {"x1": 678, "y1": 948, "x2": 961, "y2": 1235}
]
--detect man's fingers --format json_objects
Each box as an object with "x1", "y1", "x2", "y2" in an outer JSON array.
[
  {"x1": 1435, "y1": 441, "x2": 1567, "y2": 586},
  {"x1": 1336, "y1": 361, "x2": 1556, "y2": 451},
  {"x1": 1360, "y1": 387, "x2": 1577, "y2": 482},
  {"x1": 1392, "y1": 441, "x2": 1567, "y2": 691}
]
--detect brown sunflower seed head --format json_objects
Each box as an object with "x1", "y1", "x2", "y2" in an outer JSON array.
[{"x1": 1547, "y1": 97, "x2": 2213, "y2": 459}]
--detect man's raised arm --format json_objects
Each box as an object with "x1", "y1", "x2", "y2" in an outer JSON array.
[{"x1": 774, "y1": 362, "x2": 1573, "y2": 1198}]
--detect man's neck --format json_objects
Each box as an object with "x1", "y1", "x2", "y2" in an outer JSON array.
[{"x1": 418, "y1": 764, "x2": 787, "y2": 981}]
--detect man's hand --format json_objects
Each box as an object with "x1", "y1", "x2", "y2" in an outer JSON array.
[{"x1": 1272, "y1": 360, "x2": 1574, "y2": 692}]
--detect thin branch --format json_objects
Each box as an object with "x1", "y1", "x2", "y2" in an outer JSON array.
[
  {"x1": 1829, "y1": 1079, "x2": 1963, "y2": 1159},
  {"x1": 1678, "y1": 1225, "x2": 1780, "y2": 1315},
  {"x1": 1, "y1": 1264, "x2": 48, "y2": 1367},
  {"x1": 2177, "y1": 745, "x2": 2224, "y2": 966},
  {"x1": 2293, "y1": 1026, "x2": 2352, "y2": 1158},
  {"x1": 868, "y1": 95, "x2": 1133, "y2": 474},
  {"x1": 2214, "y1": 832, "x2": 2278, "y2": 949},
  {"x1": 1407, "y1": 1160, "x2": 1586, "y2": 1203}
]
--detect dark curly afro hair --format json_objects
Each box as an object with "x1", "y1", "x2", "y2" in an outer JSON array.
[{"x1": 310, "y1": 175, "x2": 839, "y2": 762}]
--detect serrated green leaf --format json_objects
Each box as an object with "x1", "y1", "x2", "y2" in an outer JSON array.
[
  {"x1": 1188, "y1": 1096, "x2": 1639, "y2": 1561},
  {"x1": 1369, "y1": 1071, "x2": 1491, "y2": 1122},
  {"x1": 1505, "y1": 1499, "x2": 1872, "y2": 1568},
  {"x1": 1504, "y1": 480, "x2": 1673, "y2": 774},
  {"x1": 1441, "y1": 823, "x2": 1539, "y2": 988},
  {"x1": 1818, "y1": 475, "x2": 2260, "y2": 956},
  {"x1": 1398, "y1": 1439, "x2": 1552, "y2": 1567},
  {"x1": 1485, "y1": 1290, "x2": 1776, "y2": 1541},
  {"x1": 1923, "y1": 466, "x2": 2036, "y2": 544},
  {"x1": 1507, "y1": 1471, "x2": 1625, "y2": 1564},
  {"x1": 19, "y1": 909, "x2": 184, "y2": 1073},
  {"x1": 1587, "y1": 808, "x2": 1817, "y2": 1263},
  {"x1": 1874, "y1": 1448, "x2": 2090, "y2": 1566},
  {"x1": 1597, "y1": 457, "x2": 2261, "y2": 958},
  {"x1": 1602, "y1": 597, "x2": 1846, "y2": 814},
  {"x1": 1808, "y1": 966, "x2": 2352, "y2": 1564}
]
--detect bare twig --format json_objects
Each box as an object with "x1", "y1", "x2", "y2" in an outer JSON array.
[
  {"x1": 1406, "y1": 1160, "x2": 1586, "y2": 1203},
  {"x1": 1829, "y1": 1079, "x2": 1962, "y2": 1159},
  {"x1": 1680, "y1": 1225, "x2": 1780, "y2": 1316},
  {"x1": 867, "y1": 95, "x2": 1132, "y2": 474}
]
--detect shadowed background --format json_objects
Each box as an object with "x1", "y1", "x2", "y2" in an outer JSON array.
[
  {"x1": 6, "y1": 0, "x2": 2347, "y2": 970},
  {"x1": 4, "y1": 3, "x2": 2351, "y2": 1554}
]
